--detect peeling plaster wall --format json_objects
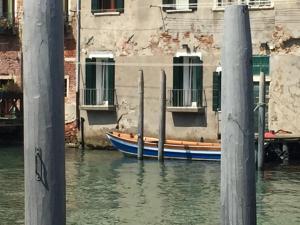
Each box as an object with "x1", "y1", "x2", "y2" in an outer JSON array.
[
  {"x1": 80, "y1": 0, "x2": 300, "y2": 144},
  {"x1": 269, "y1": 55, "x2": 300, "y2": 134}
]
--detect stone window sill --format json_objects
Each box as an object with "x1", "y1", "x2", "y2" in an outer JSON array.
[
  {"x1": 80, "y1": 105, "x2": 116, "y2": 111},
  {"x1": 166, "y1": 9, "x2": 193, "y2": 13},
  {"x1": 167, "y1": 106, "x2": 205, "y2": 113},
  {"x1": 93, "y1": 12, "x2": 120, "y2": 16}
]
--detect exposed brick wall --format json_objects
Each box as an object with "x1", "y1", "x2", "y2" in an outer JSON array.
[
  {"x1": 0, "y1": 36, "x2": 21, "y2": 85},
  {"x1": 0, "y1": 0, "x2": 78, "y2": 143},
  {"x1": 65, "y1": 120, "x2": 78, "y2": 144},
  {"x1": 64, "y1": 38, "x2": 76, "y2": 105}
]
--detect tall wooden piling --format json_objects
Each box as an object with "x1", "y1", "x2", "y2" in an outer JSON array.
[
  {"x1": 257, "y1": 71, "x2": 266, "y2": 170},
  {"x1": 221, "y1": 5, "x2": 256, "y2": 225},
  {"x1": 23, "y1": 0, "x2": 66, "y2": 224},
  {"x1": 137, "y1": 70, "x2": 144, "y2": 160},
  {"x1": 158, "y1": 70, "x2": 166, "y2": 161}
]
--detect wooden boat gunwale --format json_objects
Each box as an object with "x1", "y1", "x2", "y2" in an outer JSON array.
[{"x1": 108, "y1": 131, "x2": 221, "y2": 151}]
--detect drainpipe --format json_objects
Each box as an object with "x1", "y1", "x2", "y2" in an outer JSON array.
[{"x1": 76, "y1": 0, "x2": 81, "y2": 131}]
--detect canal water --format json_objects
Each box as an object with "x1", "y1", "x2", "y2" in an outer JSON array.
[{"x1": 0, "y1": 146, "x2": 299, "y2": 225}]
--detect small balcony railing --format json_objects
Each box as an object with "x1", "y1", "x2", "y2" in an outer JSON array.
[
  {"x1": 81, "y1": 88, "x2": 115, "y2": 106},
  {"x1": 168, "y1": 89, "x2": 204, "y2": 108}
]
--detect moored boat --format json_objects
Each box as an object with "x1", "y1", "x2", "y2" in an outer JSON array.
[{"x1": 106, "y1": 132, "x2": 221, "y2": 161}]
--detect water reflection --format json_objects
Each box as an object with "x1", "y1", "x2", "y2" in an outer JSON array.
[
  {"x1": 256, "y1": 164, "x2": 300, "y2": 225},
  {"x1": 0, "y1": 147, "x2": 299, "y2": 225},
  {"x1": 0, "y1": 146, "x2": 24, "y2": 225}
]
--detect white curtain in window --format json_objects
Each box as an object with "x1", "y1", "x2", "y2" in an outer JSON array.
[
  {"x1": 95, "y1": 59, "x2": 109, "y2": 105},
  {"x1": 183, "y1": 57, "x2": 192, "y2": 106},
  {"x1": 176, "y1": 0, "x2": 189, "y2": 10},
  {"x1": 96, "y1": 59, "x2": 105, "y2": 105}
]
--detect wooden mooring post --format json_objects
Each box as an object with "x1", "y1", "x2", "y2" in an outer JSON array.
[
  {"x1": 158, "y1": 70, "x2": 166, "y2": 162},
  {"x1": 80, "y1": 117, "x2": 85, "y2": 149},
  {"x1": 221, "y1": 5, "x2": 256, "y2": 225},
  {"x1": 137, "y1": 70, "x2": 144, "y2": 160},
  {"x1": 23, "y1": 0, "x2": 66, "y2": 224},
  {"x1": 257, "y1": 71, "x2": 266, "y2": 170}
]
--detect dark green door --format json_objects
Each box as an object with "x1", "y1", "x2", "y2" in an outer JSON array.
[
  {"x1": 212, "y1": 71, "x2": 221, "y2": 111},
  {"x1": 85, "y1": 58, "x2": 96, "y2": 105},
  {"x1": 173, "y1": 57, "x2": 183, "y2": 106},
  {"x1": 107, "y1": 58, "x2": 115, "y2": 105},
  {"x1": 191, "y1": 57, "x2": 203, "y2": 106}
]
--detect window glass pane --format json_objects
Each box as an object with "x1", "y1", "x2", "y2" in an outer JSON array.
[
  {"x1": 252, "y1": 56, "x2": 269, "y2": 76},
  {"x1": 92, "y1": 0, "x2": 124, "y2": 13}
]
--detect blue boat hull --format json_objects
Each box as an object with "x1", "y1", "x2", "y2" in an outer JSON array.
[{"x1": 106, "y1": 133, "x2": 221, "y2": 161}]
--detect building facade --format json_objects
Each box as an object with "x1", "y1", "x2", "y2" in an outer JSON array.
[
  {"x1": 0, "y1": 0, "x2": 21, "y2": 87},
  {"x1": 0, "y1": 0, "x2": 78, "y2": 143},
  {"x1": 79, "y1": 0, "x2": 300, "y2": 146}
]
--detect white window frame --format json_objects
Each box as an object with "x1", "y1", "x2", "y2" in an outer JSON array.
[
  {"x1": 213, "y1": 0, "x2": 274, "y2": 10},
  {"x1": 174, "y1": 52, "x2": 202, "y2": 108},
  {"x1": 88, "y1": 51, "x2": 114, "y2": 106},
  {"x1": 164, "y1": 0, "x2": 194, "y2": 13}
]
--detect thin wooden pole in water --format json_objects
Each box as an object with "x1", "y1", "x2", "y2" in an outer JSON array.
[
  {"x1": 137, "y1": 70, "x2": 144, "y2": 160},
  {"x1": 221, "y1": 5, "x2": 256, "y2": 225},
  {"x1": 23, "y1": 0, "x2": 66, "y2": 225},
  {"x1": 158, "y1": 70, "x2": 166, "y2": 161},
  {"x1": 80, "y1": 117, "x2": 85, "y2": 149},
  {"x1": 76, "y1": 0, "x2": 81, "y2": 130},
  {"x1": 257, "y1": 71, "x2": 265, "y2": 170}
]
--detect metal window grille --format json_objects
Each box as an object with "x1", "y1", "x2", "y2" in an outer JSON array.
[
  {"x1": 81, "y1": 89, "x2": 115, "y2": 106},
  {"x1": 215, "y1": 0, "x2": 272, "y2": 7},
  {"x1": 162, "y1": 0, "x2": 197, "y2": 10},
  {"x1": 168, "y1": 89, "x2": 203, "y2": 107}
]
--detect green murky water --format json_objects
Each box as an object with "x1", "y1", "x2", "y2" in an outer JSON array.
[{"x1": 0, "y1": 146, "x2": 299, "y2": 225}]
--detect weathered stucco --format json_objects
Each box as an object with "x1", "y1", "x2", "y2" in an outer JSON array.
[
  {"x1": 80, "y1": 0, "x2": 300, "y2": 145},
  {"x1": 269, "y1": 55, "x2": 300, "y2": 134}
]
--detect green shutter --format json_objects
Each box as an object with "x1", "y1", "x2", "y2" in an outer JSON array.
[
  {"x1": 163, "y1": 0, "x2": 175, "y2": 11},
  {"x1": 212, "y1": 72, "x2": 221, "y2": 111},
  {"x1": 7, "y1": 0, "x2": 14, "y2": 25},
  {"x1": 173, "y1": 57, "x2": 183, "y2": 89},
  {"x1": 173, "y1": 57, "x2": 183, "y2": 106},
  {"x1": 91, "y1": 0, "x2": 100, "y2": 13},
  {"x1": 189, "y1": 0, "x2": 197, "y2": 10},
  {"x1": 85, "y1": 58, "x2": 96, "y2": 105},
  {"x1": 252, "y1": 56, "x2": 269, "y2": 75},
  {"x1": 191, "y1": 57, "x2": 203, "y2": 106},
  {"x1": 116, "y1": 0, "x2": 124, "y2": 13},
  {"x1": 107, "y1": 58, "x2": 115, "y2": 105}
]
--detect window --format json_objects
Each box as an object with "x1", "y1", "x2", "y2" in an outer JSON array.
[
  {"x1": 170, "y1": 56, "x2": 203, "y2": 107},
  {"x1": 63, "y1": 0, "x2": 68, "y2": 22},
  {"x1": 91, "y1": 0, "x2": 124, "y2": 14},
  {"x1": 163, "y1": 0, "x2": 197, "y2": 11},
  {"x1": 84, "y1": 58, "x2": 115, "y2": 106},
  {"x1": 212, "y1": 56, "x2": 270, "y2": 132},
  {"x1": 212, "y1": 71, "x2": 222, "y2": 112},
  {"x1": 252, "y1": 55, "x2": 269, "y2": 76},
  {"x1": 64, "y1": 76, "x2": 69, "y2": 97},
  {"x1": 0, "y1": 79, "x2": 13, "y2": 88},
  {"x1": 215, "y1": 0, "x2": 272, "y2": 8},
  {"x1": 0, "y1": 0, "x2": 14, "y2": 31}
]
